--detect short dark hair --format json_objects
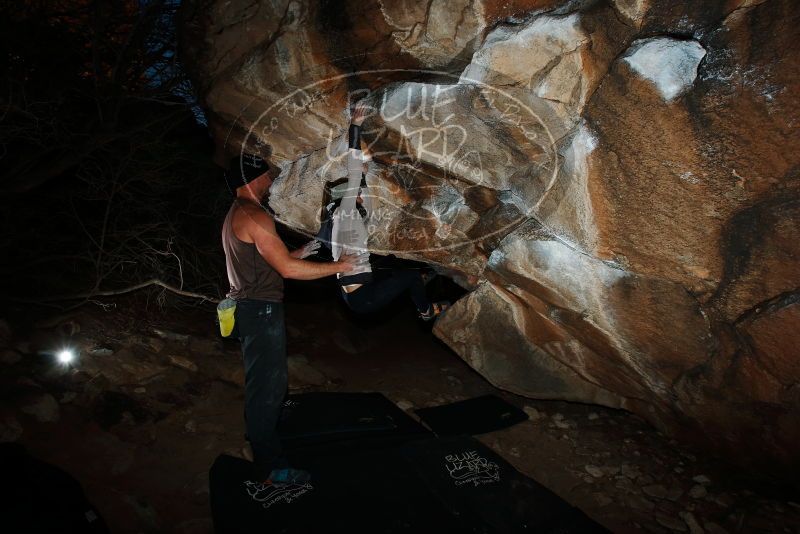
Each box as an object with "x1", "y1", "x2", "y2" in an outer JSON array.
[{"x1": 225, "y1": 154, "x2": 272, "y2": 192}]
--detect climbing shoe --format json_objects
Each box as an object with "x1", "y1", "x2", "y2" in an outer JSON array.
[
  {"x1": 419, "y1": 301, "x2": 450, "y2": 322},
  {"x1": 267, "y1": 467, "x2": 311, "y2": 485}
]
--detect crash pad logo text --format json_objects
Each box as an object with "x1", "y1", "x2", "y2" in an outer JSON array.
[
  {"x1": 244, "y1": 480, "x2": 312, "y2": 509},
  {"x1": 444, "y1": 450, "x2": 500, "y2": 487}
]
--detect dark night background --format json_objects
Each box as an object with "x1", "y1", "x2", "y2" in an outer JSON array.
[
  {"x1": 1, "y1": 2, "x2": 799, "y2": 533},
  {"x1": 1, "y1": 1, "x2": 227, "y2": 309}
]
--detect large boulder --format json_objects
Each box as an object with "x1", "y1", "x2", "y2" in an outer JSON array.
[{"x1": 180, "y1": 0, "x2": 800, "y2": 477}]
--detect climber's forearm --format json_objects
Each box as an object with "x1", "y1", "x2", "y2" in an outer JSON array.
[
  {"x1": 348, "y1": 123, "x2": 361, "y2": 150},
  {"x1": 340, "y1": 123, "x2": 363, "y2": 212}
]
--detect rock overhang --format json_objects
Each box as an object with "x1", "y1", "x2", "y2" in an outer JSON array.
[{"x1": 180, "y1": 0, "x2": 800, "y2": 479}]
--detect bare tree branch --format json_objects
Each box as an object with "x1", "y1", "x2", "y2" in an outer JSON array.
[{"x1": 13, "y1": 279, "x2": 219, "y2": 304}]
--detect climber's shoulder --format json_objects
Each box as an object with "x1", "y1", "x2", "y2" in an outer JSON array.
[{"x1": 232, "y1": 199, "x2": 277, "y2": 243}]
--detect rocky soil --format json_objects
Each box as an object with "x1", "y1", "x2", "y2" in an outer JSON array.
[{"x1": 2, "y1": 289, "x2": 799, "y2": 533}]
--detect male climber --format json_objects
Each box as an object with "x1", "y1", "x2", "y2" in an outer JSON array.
[
  {"x1": 318, "y1": 101, "x2": 450, "y2": 319},
  {"x1": 222, "y1": 153, "x2": 357, "y2": 483}
]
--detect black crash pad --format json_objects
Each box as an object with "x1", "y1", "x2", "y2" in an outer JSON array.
[
  {"x1": 209, "y1": 436, "x2": 606, "y2": 534},
  {"x1": 414, "y1": 395, "x2": 529, "y2": 437},
  {"x1": 0, "y1": 444, "x2": 109, "y2": 534},
  {"x1": 278, "y1": 392, "x2": 432, "y2": 452}
]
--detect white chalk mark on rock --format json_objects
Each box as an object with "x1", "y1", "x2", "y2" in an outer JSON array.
[{"x1": 623, "y1": 38, "x2": 706, "y2": 101}]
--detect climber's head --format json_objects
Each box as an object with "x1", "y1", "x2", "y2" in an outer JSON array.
[{"x1": 226, "y1": 154, "x2": 278, "y2": 200}]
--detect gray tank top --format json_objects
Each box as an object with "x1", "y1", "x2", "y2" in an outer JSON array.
[{"x1": 222, "y1": 200, "x2": 284, "y2": 301}]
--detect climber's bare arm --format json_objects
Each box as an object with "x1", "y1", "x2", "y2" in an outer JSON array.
[{"x1": 234, "y1": 203, "x2": 354, "y2": 280}]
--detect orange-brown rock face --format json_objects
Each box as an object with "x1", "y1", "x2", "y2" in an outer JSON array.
[{"x1": 180, "y1": 0, "x2": 800, "y2": 478}]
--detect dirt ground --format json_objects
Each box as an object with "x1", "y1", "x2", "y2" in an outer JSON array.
[{"x1": 2, "y1": 281, "x2": 799, "y2": 533}]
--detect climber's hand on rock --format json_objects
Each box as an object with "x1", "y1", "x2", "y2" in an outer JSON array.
[
  {"x1": 294, "y1": 239, "x2": 321, "y2": 259},
  {"x1": 351, "y1": 101, "x2": 370, "y2": 126}
]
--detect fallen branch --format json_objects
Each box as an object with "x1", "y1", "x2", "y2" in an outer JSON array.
[{"x1": 13, "y1": 278, "x2": 220, "y2": 305}]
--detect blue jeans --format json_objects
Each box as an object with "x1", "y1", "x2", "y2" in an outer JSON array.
[
  {"x1": 234, "y1": 299, "x2": 287, "y2": 477},
  {"x1": 342, "y1": 269, "x2": 430, "y2": 314}
]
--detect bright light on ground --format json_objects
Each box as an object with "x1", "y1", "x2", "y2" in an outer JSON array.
[{"x1": 57, "y1": 349, "x2": 75, "y2": 365}]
